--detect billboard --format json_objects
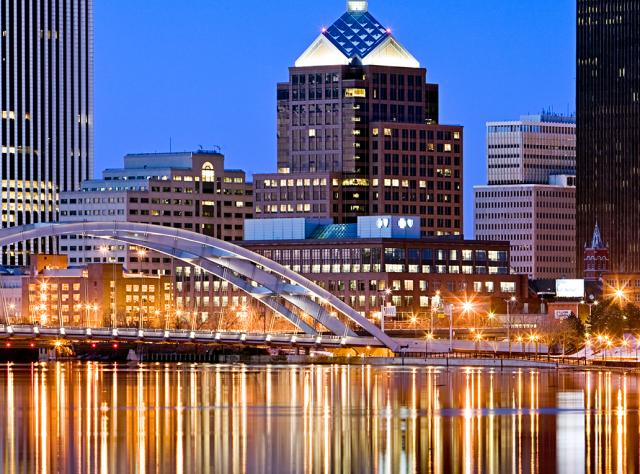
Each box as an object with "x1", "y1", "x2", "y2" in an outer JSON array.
[{"x1": 556, "y1": 279, "x2": 585, "y2": 298}]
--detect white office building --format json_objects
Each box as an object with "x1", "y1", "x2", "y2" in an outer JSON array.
[
  {"x1": 474, "y1": 175, "x2": 576, "y2": 280},
  {"x1": 487, "y1": 114, "x2": 575, "y2": 185}
]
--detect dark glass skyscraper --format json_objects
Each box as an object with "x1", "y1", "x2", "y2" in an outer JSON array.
[
  {"x1": 1, "y1": 0, "x2": 93, "y2": 265},
  {"x1": 576, "y1": 1, "x2": 640, "y2": 273}
]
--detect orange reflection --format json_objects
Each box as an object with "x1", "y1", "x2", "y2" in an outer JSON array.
[{"x1": 0, "y1": 364, "x2": 639, "y2": 473}]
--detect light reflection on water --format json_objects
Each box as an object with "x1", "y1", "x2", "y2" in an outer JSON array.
[{"x1": 0, "y1": 363, "x2": 638, "y2": 473}]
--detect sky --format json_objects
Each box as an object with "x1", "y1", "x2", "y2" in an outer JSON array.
[{"x1": 94, "y1": 0, "x2": 576, "y2": 236}]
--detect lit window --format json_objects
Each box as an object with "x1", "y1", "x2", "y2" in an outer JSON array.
[
  {"x1": 344, "y1": 88, "x2": 366, "y2": 98},
  {"x1": 384, "y1": 128, "x2": 392, "y2": 137},
  {"x1": 308, "y1": 129, "x2": 316, "y2": 137},
  {"x1": 372, "y1": 128, "x2": 379, "y2": 136},
  {"x1": 201, "y1": 162, "x2": 215, "y2": 183},
  {"x1": 444, "y1": 144, "x2": 452, "y2": 152}
]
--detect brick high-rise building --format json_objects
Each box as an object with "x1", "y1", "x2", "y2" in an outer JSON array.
[
  {"x1": 254, "y1": 0, "x2": 463, "y2": 237},
  {"x1": 577, "y1": 0, "x2": 640, "y2": 273},
  {"x1": 1, "y1": 0, "x2": 94, "y2": 265}
]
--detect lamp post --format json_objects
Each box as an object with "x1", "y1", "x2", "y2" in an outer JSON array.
[
  {"x1": 425, "y1": 332, "x2": 434, "y2": 359},
  {"x1": 410, "y1": 314, "x2": 418, "y2": 338},
  {"x1": 380, "y1": 288, "x2": 392, "y2": 333},
  {"x1": 505, "y1": 296, "x2": 516, "y2": 357},
  {"x1": 584, "y1": 336, "x2": 591, "y2": 365},
  {"x1": 517, "y1": 336, "x2": 524, "y2": 356},
  {"x1": 474, "y1": 332, "x2": 483, "y2": 356},
  {"x1": 8, "y1": 303, "x2": 15, "y2": 325},
  {"x1": 462, "y1": 301, "x2": 474, "y2": 329}
]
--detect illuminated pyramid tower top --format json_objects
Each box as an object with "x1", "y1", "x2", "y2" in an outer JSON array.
[{"x1": 295, "y1": 0, "x2": 420, "y2": 68}]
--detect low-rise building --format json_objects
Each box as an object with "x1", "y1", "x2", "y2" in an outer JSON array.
[
  {"x1": 240, "y1": 216, "x2": 528, "y2": 323},
  {"x1": 21, "y1": 255, "x2": 173, "y2": 328}
]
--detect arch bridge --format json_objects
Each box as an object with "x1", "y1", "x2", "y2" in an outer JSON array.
[{"x1": 0, "y1": 222, "x2": 401, "y2": 352}]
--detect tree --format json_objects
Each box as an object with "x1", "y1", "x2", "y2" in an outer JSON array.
[
  {"x1": 539, "y1": 316, "x2": 585, "y2": 355},
  {"x1": 588, "y1": 299, "x2": 632, "y2": 337}
]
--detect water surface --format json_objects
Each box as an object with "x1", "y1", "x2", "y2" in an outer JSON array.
[{"x1": 0, "y1": 363, "x2": 636, "y2": 473}]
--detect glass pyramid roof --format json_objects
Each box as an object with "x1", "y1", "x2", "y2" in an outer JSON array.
[
  {"x1": 309, "y1": 224, "x2": 358, "y2": 240},
  {"x1": 323, "y1": 11, "x2": 390, "y2": 60}
]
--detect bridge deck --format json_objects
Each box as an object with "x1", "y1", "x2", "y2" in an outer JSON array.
[{"x1": 0, "y1": 325, "x2": 548, "y2": 354}]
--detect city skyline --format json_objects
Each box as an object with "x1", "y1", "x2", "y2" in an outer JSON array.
[{"x1": 93, "y1": 0, "x2": 576, "y2": 236}]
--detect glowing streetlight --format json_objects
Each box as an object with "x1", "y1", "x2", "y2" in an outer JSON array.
[
  {"x1": 425, "y1": 331, "x2": 434, "y2": 356},
  {"x1": 505, "y1": 296, "x2": 517, "y2": 357}
]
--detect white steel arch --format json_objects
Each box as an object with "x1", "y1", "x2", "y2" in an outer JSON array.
[{"x1": 0, "y1": 222, "x2": 400, "y2": 351}]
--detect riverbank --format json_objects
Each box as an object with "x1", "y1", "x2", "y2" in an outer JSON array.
[{"x1": 277, "y1": 355, "x2": 575, "y2": 369}]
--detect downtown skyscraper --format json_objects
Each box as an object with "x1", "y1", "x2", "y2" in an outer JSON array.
[
  {"x1": 254, "y1": 0, "x2": 463, "y2": 237},
  {"x1": 577, "y1": 1, "x2": 640, "y2": 273},
  {"x1": 1, "y1": 0, "x2": 93, "y2": 265}
]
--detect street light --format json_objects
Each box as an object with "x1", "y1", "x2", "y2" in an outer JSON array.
[
  {"x1": 529, "y1": 334, "x2": 539, "y2": 358},
  {"x1": 474, "y1": 332, "x2": 483, "y2": 355},
  {"x1": 379, "y1": 288, "x2": 393, "y2": 333},
  {"x1": 584, "y1": 336, "x2": 591, "y2": 365},
  {"x1": 505, "y1": 296, "x2": 516, "y2": 357},
  {"x1": 425, "y1": 332, "x2": 434, "y2": 359},
  {"x1": 606, "y1": 338, "x2": 613, "y2": 362}
]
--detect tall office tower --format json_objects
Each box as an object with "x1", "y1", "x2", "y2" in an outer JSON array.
[
  {"x1": 577, "y1": 1, "x2": 640, "y2": 273},
  {"x1": 254, "y1": 0, "x2": 463, "y2": 237},
  {"x1": 487, "y1": 114, "x2": 576, "y2": 185},
  {"x1": 475, "y1": 114, "x2": 577, "y2": 280},
  {"x1": 1, "y1": 0, "x2": 93, "y2": 265}
]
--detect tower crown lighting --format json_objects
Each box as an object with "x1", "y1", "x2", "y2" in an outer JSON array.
[{"x1": 347, "y1": 1, "x2": 368, "y2": 12}]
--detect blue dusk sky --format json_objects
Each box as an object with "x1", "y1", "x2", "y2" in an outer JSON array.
[{"x1": 95, "y1": 0, "x2": 576, "y2": 236}]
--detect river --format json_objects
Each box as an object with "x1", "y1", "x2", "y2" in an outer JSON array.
[{"x1": 0, "y1": 363, "x2": 635, "y2": 473}]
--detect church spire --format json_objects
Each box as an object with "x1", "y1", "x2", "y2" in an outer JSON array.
[
  {"x1": 591, "y1": 221, "x2": 605, "y2": 249},
  {"x1": 347, "y1": 0, "x2": 368, "y2": 13}
]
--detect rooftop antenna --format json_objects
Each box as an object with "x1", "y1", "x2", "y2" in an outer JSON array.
[{"x1": 169, "y1": 137, "x2": 172, "y2": 153}]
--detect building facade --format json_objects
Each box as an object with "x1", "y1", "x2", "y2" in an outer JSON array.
[
  {"x1": 0, "y1": 267, "x2": 25, "y2": 322},
  {"x1": 59, "y1": 151, "x2": 253, "y2": 270},
  {"x1": 577, "y1": 0, "x2": 640, "y2": 273},
  {"x1": 487, "y1": 114, "x2": 576, "y2": 185},
  {"x1": 474, "y1": 176, "x2": 577, "y2": 280},
  {"x1": 475, "y1": 113, "x2": 577, "y2": 280},
  {"x1": 58, "y1": 151, "x2": 253, "y2": 324},
  {"x1": 241, "y1": 217, "x2": 528, "y2": 325},
  {"x1": 21, "y1": 255, "x2": 173, "y2": 328},
  {"x1": 253, "y1": 1, "x2": 463, "y2": 237},
  {"x1": 1, "y1": 0, "x2": 93, "y2": 265}
]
